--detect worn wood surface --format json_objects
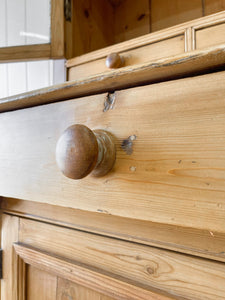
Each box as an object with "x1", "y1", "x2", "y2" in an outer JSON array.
[
  {"x1": 1, "y1": 44, "x2": 225, "y2": 112},
  {"x1": 18, "y1": 218, "x2": 225, "y2": 300},
  {"x1": 0, "y1": 71, "x2": 225, "y2": 233},
  {"x1": 15, "y1": 243, "x2": 173, "y2": 300}
]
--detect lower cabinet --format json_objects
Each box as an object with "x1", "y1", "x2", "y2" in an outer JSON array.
[{"x1": 1, "y1": 210, "x2": 225, "y2": 300}]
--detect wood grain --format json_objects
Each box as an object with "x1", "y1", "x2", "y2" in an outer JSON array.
[
  {"x1": 2, "y1": 197, "x2": 225, "y2": 263},
  {"x1": 1, "y1": 71, "x2": 225, "y2": 233},
  {"x1": 67, "y1": 11, "x2": 225, "y2": 67},
  {"x1": 68, "y1": 35, "x2": 184, "y2": 81},
  {"x1": 114, "y1": 0, "x2": 150, "y2": 43},
  {"x1": 57, "y1": 277, "x2": 115, "y2": 300},
  {"x1": 0, "y1": 44, "x2": 51, "y2": 63},
  {"x1": 1, "y1": 214, "x2": 19, "y2": 300},
  {"x1": 151, "y1": 0, "x2": 203, "y2": 32},
  {"x1": 196, "y1": 22, "x2": 225, "y2": 49},
  {"x1": 14, "y1": 243, "x2": 173, "y2": 300},
  {"x1": 26, "y1": 265, "x2": 57, "y2": 300},
  {"x1": 1, "y1": 44, "x2": 225, "y2": 112},
  {"x1": 72, "y1": 0, "x2": 114, "y2": 57},
  {"x1": 51, "y1": 0, "x2": 64, "y2": 58},
  {"x1": 18, "y1": 219, "x2": 225, "y2": 300},
  {"x1": 204, "y1": 0, "x2": 225, "y2": 15}
]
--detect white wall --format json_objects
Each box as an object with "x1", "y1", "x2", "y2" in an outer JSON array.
[{"x1": 0, "y1": 59, "x2": 66, "y2": 98}]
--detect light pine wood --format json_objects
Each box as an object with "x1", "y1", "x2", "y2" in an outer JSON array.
[
  {"x1": 1, "y1": 71, "x2": 225, "y2": 233},
  {"x1": 1, "y1": 214, "x2": 20, "y2": 300},
  {"x1": 0, "y1": 44, "x2": 51, "y2": 63},
  {"x1": 196, "y1": 22, "x2": 225, "y2": 49},
  {"x1": 72, "y1": 0, "x2": 115, "y2": 57},
  {"x1": 2, "y1": 197, "x2": 225, "y2": 263},
  {"x1": 114, "y1": 0, "x2": 150, "y2": 43},
  {"x1": 68, "y1": 35, "x2": 184, "y2": 81},
  {"x1": 26, "y1": 265, "x2": 57, "y2": 300},
  {"x1": 67, "y1": 11, "x2": 225, "y2": 67},
  {"x1": 18, "y1": 219, "x2": 225, "y2": 300},
  {"x1": 204, "y1": 0, "x2": 225, "y2": 15},
  {"x1": 50, "y1": 0, "x2": 64, "y2": 58},
  {"x1": 1, "y1": 44, "x2": 225, "y2": 112},
  {"x1": 57, "y1": 278, "x2": 114, "y2": 300},
  {"x1": 151, "y1": 0, "x2": 203, "y2": 32},
  {"x1": 14, "y1": 243, "x2": 173, "y2": 300}
]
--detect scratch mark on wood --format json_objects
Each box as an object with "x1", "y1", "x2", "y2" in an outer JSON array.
[
  {"x1": 103, "y1": 92, "x2": 116, "y2": 112},
  {"x1": 97, "y1": 209, "x2": 111, "y2": 214},
  {"x1": 121, "y1": 135, "x2": 136, "y2": 155}
]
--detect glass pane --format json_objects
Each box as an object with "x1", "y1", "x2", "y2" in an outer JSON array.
[{"x1": 0, "y1": 0, "x2": 51, "y2": 47}]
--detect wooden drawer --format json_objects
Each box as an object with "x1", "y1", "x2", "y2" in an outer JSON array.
[
  {"x1": 0, "y1": 70, "x2": 225, "y2": 236},
  {"x1": 68, "y1": 34, "x2": 184, "y2": 81}
]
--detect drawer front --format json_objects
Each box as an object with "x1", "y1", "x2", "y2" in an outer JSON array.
[
  {"x1": 0, "y1": 71, "x2": 225, "y2": 233},
  {"x1": 68, "y1": 35, "x2": 184, "y2": 81}
]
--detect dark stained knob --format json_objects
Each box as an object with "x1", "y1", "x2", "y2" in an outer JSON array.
[
  {"x1": 105, "y1": 52, "x2": 124, "y2": 69},
  {"x1": 56, "y1": 124, "x2": 116, "y2": 179}
]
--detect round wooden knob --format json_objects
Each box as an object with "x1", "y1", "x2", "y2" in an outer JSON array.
[
  {"x1": 56, "y1": 124, "x2": 116, "y2": 179},
  {"x1": 105, "y1": 52, "x2": 124, "y2": 69}
]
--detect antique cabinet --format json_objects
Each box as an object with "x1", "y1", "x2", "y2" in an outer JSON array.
[{"x1": 1, "y1": 1, "x2": 225, "y2": 300}]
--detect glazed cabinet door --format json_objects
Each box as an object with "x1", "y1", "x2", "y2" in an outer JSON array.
[{"x1": 1, "y1": 214, "x2": 171, "y2": 300}]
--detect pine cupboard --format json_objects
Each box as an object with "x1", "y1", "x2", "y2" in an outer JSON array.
[{"x1": 1, "y1": 1, "x2": 225, "y2": 299}]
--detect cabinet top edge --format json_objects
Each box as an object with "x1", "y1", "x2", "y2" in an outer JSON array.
[{"x1": 0, "y1": 44, "x2": 225, "y2": 113}]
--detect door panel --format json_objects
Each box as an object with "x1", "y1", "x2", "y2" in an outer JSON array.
[
  {"x1": 1, "y1": 214, "x2": 170, "y2": 300},
  {"x1": 57, "y1": 278, "x2": 114, "y2": 300},
  {"x1": 26, "y1": 265, "x2": 57, "y2": 300}
]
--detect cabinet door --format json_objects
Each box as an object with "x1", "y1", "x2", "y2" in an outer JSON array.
[
  {"x1": 0, "y1": 0, "x2": 64, "y2": 62},
  {"x1": 1, "y1": 214, "x2": 170, "y2": 300}
]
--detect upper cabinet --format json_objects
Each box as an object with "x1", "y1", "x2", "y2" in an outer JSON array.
[
  {"x1": 64, "y1": 0, "x2": 225, "y2": 59},
  {"x1": 1, "y1": 0, "x2": 225, "y2": 63}
]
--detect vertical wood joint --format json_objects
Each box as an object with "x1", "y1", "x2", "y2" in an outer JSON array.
[
  {"x1": 0, "y1": 248, "x2": 2, "y2": 279},
  {"x1": 64, "y1": 0, "x2": 72, "y2": 22}
]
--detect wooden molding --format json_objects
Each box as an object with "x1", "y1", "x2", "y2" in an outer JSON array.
[
  {"x1": 50, "y1": 0, "x2": 65, "y2": 58},
  {"x1": 14, "y1": 243, "x2": 173, "y2": 300},
  {"x1": 1, "y1": 44, "x2": 225, "y2": 112},
  {"x1": 2, "y1": 197, "x2": 225, "y2": 263},
  {"x1": 0, "y1": 44, "x2": 51, "y2": 63}
]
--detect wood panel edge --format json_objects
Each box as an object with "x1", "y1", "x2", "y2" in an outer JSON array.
[
  {"x1": 1, "y1": 43, "x2": 225, "y2": 113},
  {"x1": 2, "y1": 198, "x2": 225, "y2": 263},
  {"x1": 14, "y1": 243, "x2": 174, "y2": 300},
  {"x1": 0, "y1": 44, "x2": 51, "y2": 63},
  {"x1": 50, "y1": 0, "x2": 65, "y2": 58}
]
